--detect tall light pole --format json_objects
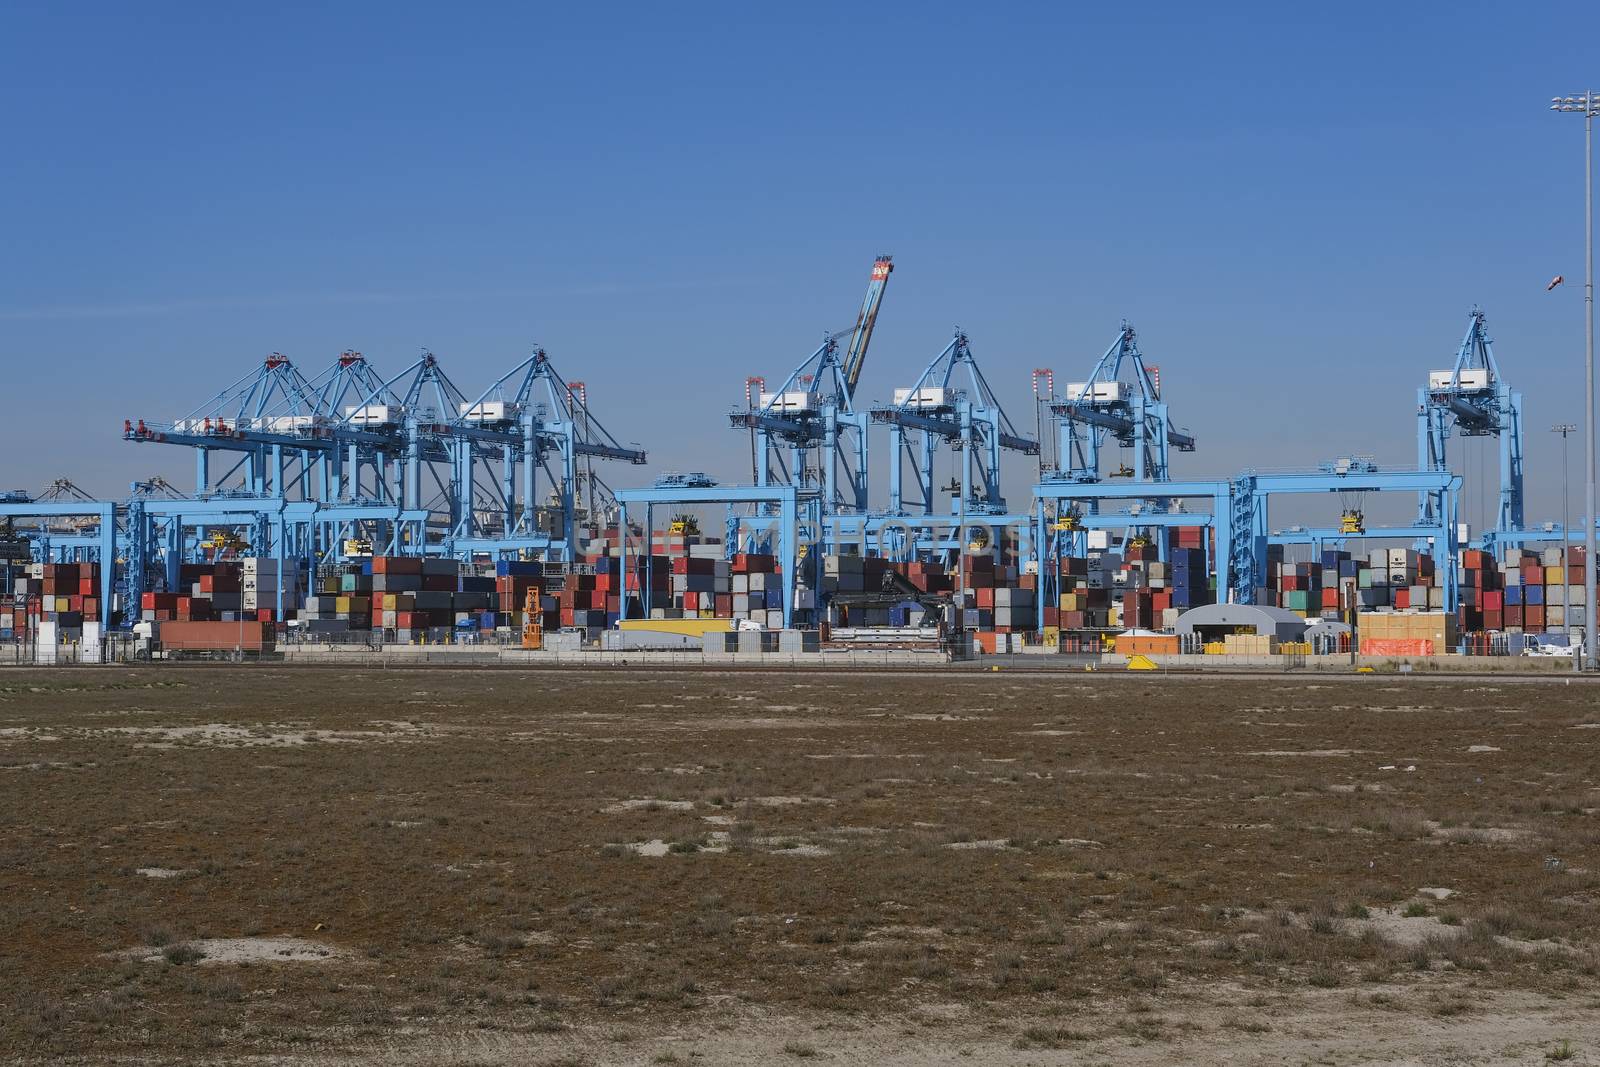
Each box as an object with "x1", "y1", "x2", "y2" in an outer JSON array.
[
  {"x1": 1554, "y1": 422, "x2": 1577, "y2": 646},
  {"x1": 1551, "y1": 93, "x2": 1600, "y2": 669}
]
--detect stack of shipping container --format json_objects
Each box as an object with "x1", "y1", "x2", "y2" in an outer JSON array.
[
  {"x1": 141, "y1": 559, "x2": 306, "y2": 624},
  {"x1": 7, "y1": 562, "x2": 97, "y2": 642}
]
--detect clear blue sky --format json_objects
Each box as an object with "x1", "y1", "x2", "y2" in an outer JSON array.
[{"x1": 5, "y1": 3, "x2": 1599, "y2": 533}]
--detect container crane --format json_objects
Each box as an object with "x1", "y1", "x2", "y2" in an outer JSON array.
[
  {"x1": 451, "y1": 347, "x2": 646, "y2": 555},
  {"x1": 729, "y1": 255, "x2": 893, "y2": 513},
  {"x1": 870, "y1": 329, "x2": 1038, "y2": 514},
  {"x1": 1417, "y1": 307, "x2": 1524, "y2": 536},
  {"x1": 1048, "y1": 323, "x2": 1194, "y2": 485}
]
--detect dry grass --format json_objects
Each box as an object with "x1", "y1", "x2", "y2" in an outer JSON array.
[{"x1": 0, "y1": 669, "x2": 1595, "y2": 1062}]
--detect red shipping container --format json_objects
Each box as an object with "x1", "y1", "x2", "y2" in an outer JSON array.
[
  {"x1": 1525, "y1": 605, "x2": 1546, "y2": 630},
  {"x1": 1321, "y1": 588, "x2": 1340, "y2": 608},
  {"x1": 1395, "y1": 588, "x2": 1411, "y2": 609},
  {"x1": 1483, "y1": 590, "x2": 1503, "y2": 611},
  {"x1": 714, "y1": 593, "x2": 732, "y2": 616},
  {"x1": 1505, "y1": 605, "x2": 1524, "y2": 627}
]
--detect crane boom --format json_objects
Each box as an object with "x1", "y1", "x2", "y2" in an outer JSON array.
[{"x1": 842, "y1": 255, "x2": 893, "y2": 399}]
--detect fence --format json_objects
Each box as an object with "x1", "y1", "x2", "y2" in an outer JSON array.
[{"x1": 0, "y1": 637, "x2": 1106, "y2": 671}]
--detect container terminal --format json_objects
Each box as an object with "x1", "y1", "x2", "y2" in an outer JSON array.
[{"x1": 0, "y1": 258, "x2": 1588, "y2": 666}]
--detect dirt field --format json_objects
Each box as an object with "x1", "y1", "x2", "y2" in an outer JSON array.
[{"x1": 1, "y1": 668, "x2": 1597, "y2": 1065}]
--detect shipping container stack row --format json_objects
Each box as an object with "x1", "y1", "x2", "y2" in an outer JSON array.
[
  {"x1": 1268, "y1": 547, "x2": 1449, "y2": 617},
  {"x1": 666, "y1": 551, "x2": 790, "y2": 628},
  {"x1": 141, "y1": 558, "x2": 306, "y2": 625},
  {"x1": 299, "y1": 556, "x2": 494, "y2": 642},
  {"x1": 1050, "y1": 540, "x2": 1213, "y2": 645},
  {"x1": 7, "y1": 562, "x2": 101, "y2": 642},
  {"x1": 1460, "y1": 545, "x2": 1588, "y2": 636},
  {"x1": 1267, "y1": 544, "x2": 1590, "y2": 645}
]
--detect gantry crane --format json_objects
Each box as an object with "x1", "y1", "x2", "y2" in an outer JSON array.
[
  {"x1": 1035, "y1": 322, "x2": 1196, "y2": 594},
  {"x1": 1417, "y1": 307, "x2": 1524, "y2": 536},
  {"x1": 870, "y1": 329, "x2": 1038, "y2": 514},
  {"x1": 729, "y1": 256, "x2": 893, "y2": 513},
  {"x1": 452, "y1": 346, "x2": 646, "y2": 553},
  {"x1": 125, "y1": 346, "x2": 648, "y2": 564},
  {"x1": 1048, "y1": 322, "x2": 1194, "y2": 485}
]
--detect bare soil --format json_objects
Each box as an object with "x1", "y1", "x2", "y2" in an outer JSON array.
[{"x1": 1, "y1": 668, "x2": 1597, "y2": 1065}]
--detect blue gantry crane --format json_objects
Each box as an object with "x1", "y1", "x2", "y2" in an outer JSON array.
[
  {"x1": 450, "y1": 346, "x2": 646, "y2": 554},
  {"x1": 1418, "y1": 307, "x2": 1524, "y2": 537},
  {"x1": 870, "y1": 329, "x2": 1039, "y2": 514},
  {"x1": 729, "y1": 256, "x2": 893, "y2": 514},
  {"x1": 1049, "y1": 322, "x2": 1195, "y2": 484},
  {"x1": 124, "y1": 346, "x2": 647, "y2": 569},
  {"x1": 1036, "y1": 322, "x2": 1197, "y2": 567}
]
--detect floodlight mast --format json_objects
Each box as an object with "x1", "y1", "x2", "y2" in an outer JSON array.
[{"x1": 1550, "y1": 91, "x2": 1600, "y2": 669}]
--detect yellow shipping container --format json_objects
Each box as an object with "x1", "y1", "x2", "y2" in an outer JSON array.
[
  {"x1": 1546, "y1": 566, "x2": 1566, "y2": 585},
  {"x1": 619, "y1": 618, "x2": 733, "y2": 637}
]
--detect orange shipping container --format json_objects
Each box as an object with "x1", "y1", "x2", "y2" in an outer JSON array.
[{"x1": 157, "y1": 621, "x2": 275, "y2": 652}]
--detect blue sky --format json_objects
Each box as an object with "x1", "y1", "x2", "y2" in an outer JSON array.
[{"x1": 4, "y1": 3, "x2": 1599, "y2": 533}]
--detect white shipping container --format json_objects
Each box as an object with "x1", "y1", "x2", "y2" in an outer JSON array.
[
  {"x1": 344, "y1": 404, "x2": 399, "y2": 426},
  {"x1": 759, "y1": 391, "x2": 821, "y2": 413},
  {"x1": 1063, "y1": 381, "x2": 1128, "y2": 403},
  {"x1": 1428, "y1": 369, "x2": 1490, "y2": 391},
  {"x1": 261, "y1": 415, "x2": 320, "y2": 432},
  {"x1": 459, "y1": 400, "x2": 510, "y2": 422},
  {"x1": 891, "y1": 386, "x2": 948, "y2": 409}
]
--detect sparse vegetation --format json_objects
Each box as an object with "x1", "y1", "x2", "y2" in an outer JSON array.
[{"x1": 0, "y1": 668, "x2": 1593, "y2": 1062}]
